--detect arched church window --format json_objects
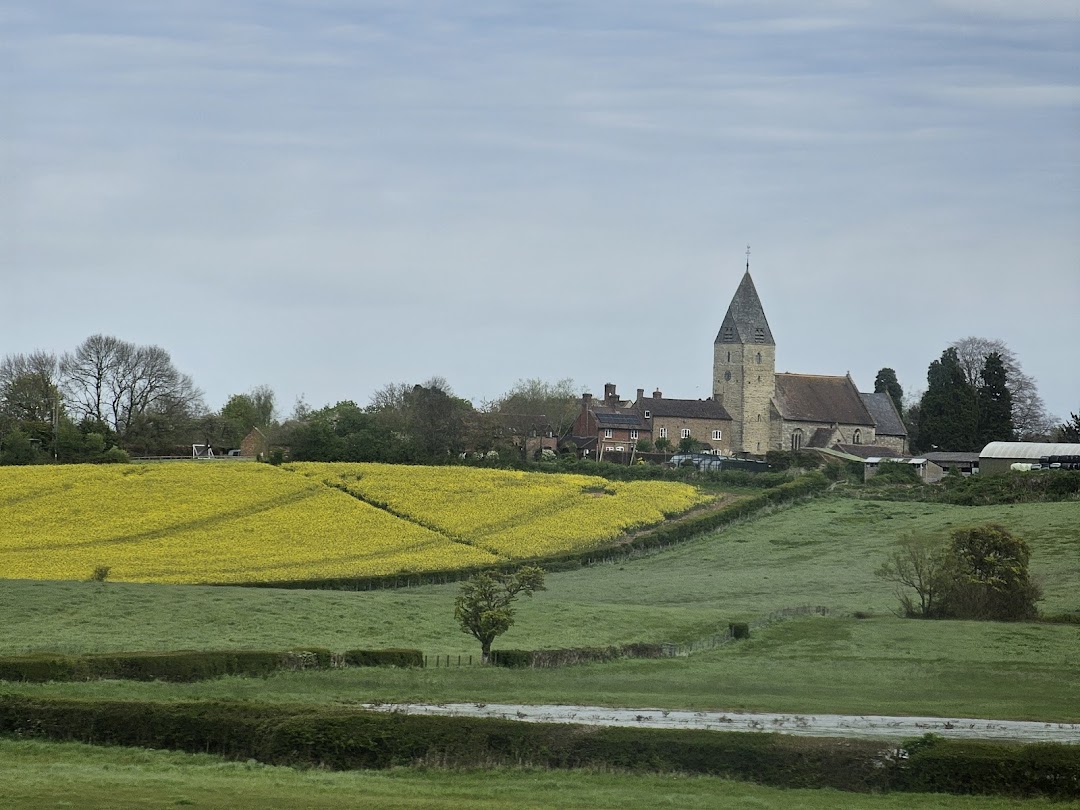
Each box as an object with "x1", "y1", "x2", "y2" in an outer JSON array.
[
  {"x1": 791, "y1": 430, "x2": 803, "y2": 452},
  {"x1": 727, "y1": 351, "x2": 731, "y2": 362},
  {"x1": 853, "y1": 429, "x2": 862, "y2": 445},
  {"x1": 756, "y1": 352, "x2": 762, "y2": 364}
]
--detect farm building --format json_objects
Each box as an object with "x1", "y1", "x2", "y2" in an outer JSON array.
[
  {"x1": 864, "y1": 457, "x2": 945, "y2": 483},
  {"x1": 921, "y1": 451, "x2": 980, "y2": 476},
  {"x1": 979, "y1": 442, "x2": 1080, "y2": 475}
]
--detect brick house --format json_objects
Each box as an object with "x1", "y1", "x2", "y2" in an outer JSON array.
[
  {"x1": 635, "y1": 388, "x2": 732, "y2": 453},
  {"x1": 569, "y1": 384, "x2": 647, "y2": 457}
]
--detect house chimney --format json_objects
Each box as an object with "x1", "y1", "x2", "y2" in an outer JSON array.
[
  {"x1": 582, "y1": 392, "x2": 592, "y2": 407},
  {"x1": 636, "y1": 388, "x2": 644, "y2": 402},
  {"x1": 653, "y1": 389, "x2": 662, "y2": 399},
  {"x1": 604, "y1": 382, "x2": 616, "y2": 403}
]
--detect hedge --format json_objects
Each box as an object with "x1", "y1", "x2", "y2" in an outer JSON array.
[
  {"x1": 0, "y1": 696, "x2": 1075, "y2": 798},
  {"x1": 0, "y1": 647, "x2": 421, "y2": 683},
  {"x1": 240, "y1": 472, "x2": 831, "y2": 591},
  {"x1": 492, "y1": 643, "x2": 670, "y2": 669}
]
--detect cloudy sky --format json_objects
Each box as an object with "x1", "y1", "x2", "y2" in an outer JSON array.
[{"x1": 3, "y1": 1, "x2": 1078, "y2": 421}]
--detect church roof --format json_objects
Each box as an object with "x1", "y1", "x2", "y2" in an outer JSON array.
[
  {"x1": 638, "y1": 396, "x2": 731, "y2": 421},
  {"x1": 774, "y1": 374, "x2": 875, "y2": 426},
  {"x1": 715, "y1": 271, "x2": 774, "y2": 346},
  {"x1": 859, "y1": 392, "x2": 908, "y2": 437}
]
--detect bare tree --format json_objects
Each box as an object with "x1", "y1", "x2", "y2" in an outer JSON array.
[
  {"x1": 875, "y1": 535, "x2": 947, "y2": 618},
  {"x1": 949, "y1": 337, "x2": 1054, "y2": 439},
  {"x1": 61, "y1": 335, "x2": 203, "y2": 444}
]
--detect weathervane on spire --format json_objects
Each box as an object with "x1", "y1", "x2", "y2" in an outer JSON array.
[{"x1": 745, "y1": 244, "x2": 751, "y2": 273}]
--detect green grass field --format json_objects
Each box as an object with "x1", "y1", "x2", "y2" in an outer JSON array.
[
  {"x1": 2, "y1": 739, "x2": 1072, "y2": 810},
  {"x1": 2, "y1": 497, "x2": 1077, "y2": 721}
]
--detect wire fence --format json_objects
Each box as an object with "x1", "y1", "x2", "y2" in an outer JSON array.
[
  {"x1": 663, "y1": 605, "x2": 832, "y2": 657},
  {"x1": 424, "y1": 605, "x2": 833, "y2": 667}
]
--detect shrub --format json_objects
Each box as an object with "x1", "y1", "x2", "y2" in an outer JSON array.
[{"x1": 99, "y1": 446, "x2": 130, "y2": 464}]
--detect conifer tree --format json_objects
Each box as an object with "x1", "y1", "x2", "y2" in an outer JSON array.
[
  {"x1": 873, "y1": 367, "x2": 904, "y2": 415},
  {"x1": 917, "y1": 348, "x2": 978, "y2": 451},
  {"x1": 977, "y1": 352, "x2": 1013, "y2": 445}
]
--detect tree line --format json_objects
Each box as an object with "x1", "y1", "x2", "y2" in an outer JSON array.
[
  {"x1": 0, "y1": 335, "x2": 579, "y2": 466},
  {"x1": 2, "y1": 331, "x2": 1073, "y2": 465},
  {"x1": 876, "y1": 336, "x2": 1070, "y2": 453}
]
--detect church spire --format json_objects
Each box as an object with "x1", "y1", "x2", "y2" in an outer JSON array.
[{"x1": 715, "y1": 256, "x2": 774, "y2": 346}]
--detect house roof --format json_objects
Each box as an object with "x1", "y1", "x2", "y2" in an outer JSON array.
[
  {"x1": 807, "y1": 426, "x2": 835, "y2": 448},
  {"x1": 835, "y1": 443, "x2": 901, "y2": 459},
  {"x1": 773, "y1": 374, "x2": 875, "y2": 426},
  {"x1": 921, "y1": 451, "x2": 980, "y2": 464},
  {"x1": 639, "y1": 396, "x2": 731, "y2": 421},
  {"x1": 715, "y1": 272, "x2": 774, "y2": 346},
  {"x1": 859, "y1": 392, "x2": 908, "y2": 437},
  {"x1": 593, "y1": 409, "x2": 645, "y2": 428}
]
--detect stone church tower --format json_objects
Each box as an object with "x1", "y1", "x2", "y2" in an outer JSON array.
[{"x1": 712, "y1": 269, "x2": 776, "y2": 455}]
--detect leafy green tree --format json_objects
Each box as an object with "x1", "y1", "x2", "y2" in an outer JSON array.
[
  {"x1": 942, "y1": 524, "x2": 1040, "y2": 621},
  {"x1": 976, "y1": 352, "x2": 1013, "y2": 445},
  {"x1": 0, "y1": 427, "x2": 39, "y2": 465},
  {"x1": 917, "y1": 348, "x2": 978, "y2": 451},
  {"x1": 654, "y1": 437, "x2": 672, "y2": 452},
  {"x1": 873, "y1": 367, "x2": 904, "y2": 416},
  {"x1": 454, "y1": 566, "x2": 546, "y2": 663}
]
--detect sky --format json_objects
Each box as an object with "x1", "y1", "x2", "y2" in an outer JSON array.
[{"x1": 3, "y1": 1, "x2": 1078, "y2": 421}]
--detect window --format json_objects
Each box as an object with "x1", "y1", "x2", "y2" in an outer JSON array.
[
  {"x1": 658, "y1": 427, "x2": 668, "y2": 439},
  {"x1": 756, "y1": 352, "x2": 762, "y2": 364},
  {"x1": 712, "y1": 430, "x2": 722, "y2": 441},
  {"x1": 643, "y1": 410, "x2": 651, "y2": 419},
  {"x1": 726, "y1": 351, "x2": 731, "y2": 362},
  {"x1": 604, "y1": 428, "x2": 612, "y2": 438},
  {"x1": 754, "y1": 327, "x2": 765, "y2": 343},
  {"x1": 724, "y1": 371, "x2": 732, "y2": 381},
  {"x1": 791, "y1": 429, "x2": 803, "y2": 452},
  {"x1": 722, "y1": 327, "x2": 734, "y2": 341},
  {"x1": 681, "y1": 428, "x2": 691, "y2": 439},
  {"x1": 630, "y1": 430, "x2": 638, "y2": 440},
  {"x1": 853, "y1": 429, "x2": 862, "y2": 445}
]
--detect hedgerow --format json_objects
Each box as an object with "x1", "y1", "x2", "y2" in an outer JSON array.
[{"x1": 0, "y1": 696, "x2": 1075, "y2": 798}]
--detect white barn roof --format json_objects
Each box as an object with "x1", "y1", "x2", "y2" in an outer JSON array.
[{"x1": 980, "y1": 441, "x2": 1080, "y2": 460}]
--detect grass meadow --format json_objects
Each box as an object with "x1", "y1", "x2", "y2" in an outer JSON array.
[
  {"x1": 2, "y1": 496, "x2": 1077, "y2": 721},
  {"x1": 2, "y1": 739, "x2": 1072, "y2": 810}
]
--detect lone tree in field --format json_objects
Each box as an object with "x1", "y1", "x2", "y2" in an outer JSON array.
[{"x1": 454, "y1": 566, "x2": 546, "y2": 663}]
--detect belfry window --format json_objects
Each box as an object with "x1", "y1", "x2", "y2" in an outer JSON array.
[
  {"x1": 754, "y1": 328, "x2": 765, "y2": 343},
  {"x1": 723, "y1": 327, "x2": 734, "y2": 342}
]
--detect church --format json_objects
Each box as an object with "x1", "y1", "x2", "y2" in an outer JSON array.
[{"x1": 712, "y1": 267, "x2": 908, "y2": 457}]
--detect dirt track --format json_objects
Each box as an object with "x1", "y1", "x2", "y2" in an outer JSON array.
[{"x1": 362, "y1": 702, "x2": 1080, "y2": 744}]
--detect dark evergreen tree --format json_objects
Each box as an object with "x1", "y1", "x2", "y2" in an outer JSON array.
[
  {"x1": 873, "y1": 367, "x2": 904, "y2": 415},
  {"x1": 976, "y1": 352, "x2": 1013, "y2": 445},
  {"x1": 1055, "y1": 412, "x2": 1080, "y2": 443},
  {"x1": 917, "y1": 347, "x2": 978, "y2": 451}
]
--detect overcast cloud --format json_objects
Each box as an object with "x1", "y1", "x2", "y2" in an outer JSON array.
[{"x1": 3, "y1": 1, "x2": 1077, "y2": 420}]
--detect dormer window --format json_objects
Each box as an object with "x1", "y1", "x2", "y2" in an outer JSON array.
[{"x1": 643, "y1": 410, "x2": 651, "y2": 419}]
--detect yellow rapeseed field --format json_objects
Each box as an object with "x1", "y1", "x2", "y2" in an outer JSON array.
[
  {"x1": 0, "y1": 464, "x2": 497, "y2": 584},
  {"x1": 289, "y1": 463, "x2": 712, "y2": 558},
  {"x1": 1, "y1": 462, "x2": 711, "y2": 584}
]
